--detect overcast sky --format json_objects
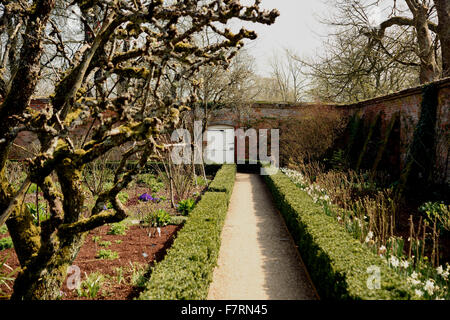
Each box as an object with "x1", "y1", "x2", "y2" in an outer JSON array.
[{"x1": 236, "y1": 0, "x2": 333, "y2": 77}]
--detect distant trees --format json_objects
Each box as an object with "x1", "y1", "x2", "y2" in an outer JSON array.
[
  {"x1": 247, "y1": 50, "x2": 305, "y2": 104},
  {"x1": 300, "y1": 0, "x2": 450, "y2": 103}
]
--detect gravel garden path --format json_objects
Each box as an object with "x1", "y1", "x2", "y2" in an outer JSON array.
[{"x1": 207, "y1": 173, "x2": 318, "y2": 300}]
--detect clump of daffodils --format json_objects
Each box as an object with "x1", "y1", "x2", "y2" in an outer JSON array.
[
  {"x1": 280, "y1": 168, "x2": 309, "y2": 188},
  {"x1": 405, "y1": 264, "x2": 449, "y2": 300},
  {"x1": 281, "y1": 168, "x2": 332, "y2": 205},
  {"x1": 281, "y1": 167, "x2": 450, "y2": 300}
]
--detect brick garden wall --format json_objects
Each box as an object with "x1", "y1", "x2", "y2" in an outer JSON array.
[
  {"x1": 11, "y1": 78, "x2": 450, "y2": 184},
  {"x1": 209, "y1": 78, "x2": 450, "y2": 184}
]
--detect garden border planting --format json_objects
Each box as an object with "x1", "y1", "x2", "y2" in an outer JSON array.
[
  {"x1": 138, "y1": 164, "x2": 237, "y2": 300},
  {"x1": 263, "y1": 168, "x2": 415, "y2": 300}
]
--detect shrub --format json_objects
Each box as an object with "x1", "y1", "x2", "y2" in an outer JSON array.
[
  {"x1": 196, "y1": 176, "x2": 208, "y2": 187},
  {"x1": 0, "y1": 225, "x2": 7, "y2": 235},
  {"x1": 419, "y1": 201, "x2": 450, "y2": 232},
  {"x1": 144, "y1": 209, "x2": 172, "y2": 227},
  {"x1": 207, "y1": 164, "x2": 237, "y2": 201},
  {"x1": 117, "y1": 192, "x2": 129, "y2": 205},
  {"x1": 129, "y1": 262, "x2": 149, "y2": 288},
  {"x1": 279, "y1": 107, "x2": 347, "y2": 165},
  {"x1": 0, "y1": 237, "x2": 13, "y2": 251},
  {"x1": 263, "y1": 168, "x2": 413, "y2": 300},
  {"x1": 137, "y1": 174, "x2": 164, "y2": 192},
  {"x1": 107, "y1": 222, "x2": 128, "y2": 235},
  {"x1": 169, "y1": 216, "x2": 188, "y2": 226},
  {"x1": 177, "y1": 198, "x2": 195, "y2": 216},
  {"x1": 138, "y1": 164, "x2": 236, "y2": 300},
  {"x1": 96, "y1": 249, "x2": 119, "y2": 260}
]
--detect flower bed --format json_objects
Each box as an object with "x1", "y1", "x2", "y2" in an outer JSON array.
[
  {"x1": 138, "y1": 164, "x2": 237, "y2": 300},
  {"x1": 263, "y1": 167, "x2": 415, "y2": 300},
  {"x1": 280, "y1": 166, "x2": 449, "y2": 300}
]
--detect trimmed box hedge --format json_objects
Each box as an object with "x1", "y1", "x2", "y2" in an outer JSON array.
[
  {"x1": 138, "y1": 164, "x2": 236, "y2": 300},
  {"x1": 206, "y1": 164, "x2": 237, "y2": 201},
  {"x1": 264, "y1": 169, "x2": 414, "y2": 300}
]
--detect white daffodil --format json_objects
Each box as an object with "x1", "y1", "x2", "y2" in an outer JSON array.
[
  {"x1": 436, "y1": 266, "x2": 443, "y2": 275},
  {"x1": 424, "y1": 280, "x2": 435, "y2": 295},
  {"x1": 414, "y1": 289, "x2": 423, "y2": 298},
  {"x1": 401, "y1": 260, "x2": 409, "y2": 269},
  {"x1": 389, "y1": 256, "x2": 400, "y2": 268},
  {"x1": 442, "y1": 270, "x2": 449, "y2": 280},
  {"x1": 411, "y1": 271, "x2": 419, "y2": 279},
  {"x1": 408, "y1": 277, "x2": 421, "y2": 286},
  {"x1": 364, "y1": 231, "x2": 374, "y2": 243}
]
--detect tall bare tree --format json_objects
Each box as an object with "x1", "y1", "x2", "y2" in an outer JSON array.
[
  {"x1": 302, "y1": 0, "x2": 450, "y2": 103},
  {"x1": 435, "y1": 0, "x2": 450, "y2": 77},
  {"x1": 268, "y1": 49, "x2": 305, "y2": 103}
]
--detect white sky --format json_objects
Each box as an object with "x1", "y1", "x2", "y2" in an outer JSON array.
[{"x1": 236, "y1": 0, "x2": 333, "y2": 77}]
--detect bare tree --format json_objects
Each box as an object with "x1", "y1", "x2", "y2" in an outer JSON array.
[
  {"x1": 267, "y1": 49, "x2": 305, "y2": 103},
  {"x1": 435, "y1": 0, "x2": 450, "y2": 77},
  {"x1": 0, "y1": 0, "x2": 278, "y2": 300},
  {"x1": 301, "y1": 0, "x2": 450, "y2": 103},
  {"x1": 299, "y1": 26, "x2": 418, "y2": 102}
]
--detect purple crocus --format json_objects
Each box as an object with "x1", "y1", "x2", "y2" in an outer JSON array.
[{"x1": 138, "y1": 193, "x2": 153, "y2": 202}]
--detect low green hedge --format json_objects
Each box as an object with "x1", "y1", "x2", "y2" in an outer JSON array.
[
  {"x1": 264, "y1": 170, "x2": 413, "y2": 300},
  {"x1": 207, "y1": 164, "x2": 237, "y2": 201},
  {"x1": 138, "y1": 164, "x2": 236, "y2": 300}
]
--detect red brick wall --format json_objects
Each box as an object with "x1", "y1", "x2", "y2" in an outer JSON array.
[
  {"x1": 11, "y1": 78, "x2": 450, "y2": 183},
  {"x1": 209, "y1": 78, "x2": 450, "y2": 184}
]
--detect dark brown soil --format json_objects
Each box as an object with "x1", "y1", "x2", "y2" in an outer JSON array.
[
  {"x1": 0, "y1": 172, "x2": 211, "y2": 300},
  {"x1": 0, "y1": 223, "x2": 183, "y2": 300}
]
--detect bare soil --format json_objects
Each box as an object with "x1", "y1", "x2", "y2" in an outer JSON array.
[
  {"x1": 0, "y1": 176, "x2": 209, "y2": 300},
  {"x1": 0, "y1": 223, "x2": 183, "y2": 300}
]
